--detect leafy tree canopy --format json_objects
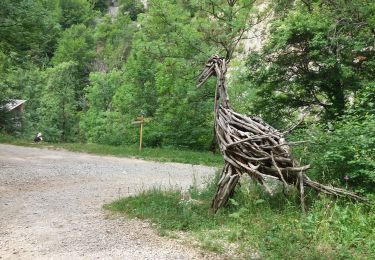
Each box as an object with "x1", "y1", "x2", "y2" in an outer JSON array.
[{"x1": 246, "y1": 0, "x2": 374, "y2": 125}]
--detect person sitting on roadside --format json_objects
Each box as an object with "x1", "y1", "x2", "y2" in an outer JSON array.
[{"x1": 34, "y1": 133, "x2": 43, "y2": 143}]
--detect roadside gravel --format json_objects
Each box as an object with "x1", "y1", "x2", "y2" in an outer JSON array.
[{"x1": 0, "y1": 144, "x2": 217, "y2": 259}]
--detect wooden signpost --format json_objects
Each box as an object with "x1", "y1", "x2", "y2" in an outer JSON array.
[{"x1": 131, "y1": 115, "x2": 151, "y2": 151}]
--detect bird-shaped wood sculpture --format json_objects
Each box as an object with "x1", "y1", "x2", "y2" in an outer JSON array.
[{"x1": 197, "y1": 55, "x2": 364, "y2": 213}]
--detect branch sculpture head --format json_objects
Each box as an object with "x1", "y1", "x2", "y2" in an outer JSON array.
[{"x1": 197, "y1": 55, "x2": 226, "y2": 87}]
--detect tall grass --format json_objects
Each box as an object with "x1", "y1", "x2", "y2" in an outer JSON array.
[{"x1": 106, "y1": 176, "x2": 375, "y2": 259}]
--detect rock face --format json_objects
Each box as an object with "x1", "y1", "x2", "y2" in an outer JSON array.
[
  {"x1": 108, "y1": 0, "x2": 119, "y2": 18},
  {"x1": 244, "y1": 2, "x2": 271, "y2": 54}
]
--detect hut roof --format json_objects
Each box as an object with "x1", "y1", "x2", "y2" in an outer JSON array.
[{"x1": 5, "y1": 99, "x2": 27, "y2": 111}]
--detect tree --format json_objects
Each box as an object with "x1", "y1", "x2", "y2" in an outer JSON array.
[
  {"x1": 194, "y1": 0, "x2": 268, "y2": 59},
  {"x1": 111, "y1": 0, "x2": 270, "y2": 149},
  {"x1": 80, "y1": 70, "x2": 132, "y2": 145},
  {"x1": 246, "y1": 0, "x2": 375, "y2": 124},
  {"x1": 151, "y1": 58, "x2": 214, "y2": 148},
  {"x1": 242, "y1": 0, "x2": 375, "y2": 193},
  {"x1": 0, "y1": 0, "x2": 60, "y2": 65},
  {"x1": 94, "y1": 14, "x2": 137, "y2": 70},
  {"x1": 57, "y1": 0, "x2": 93, "y2": 29},
  {"x1": 1, "y1": 66, "x2": 46, "y2": 134},
  {"x1": 0, "y1": 0, "x2": 59, "y2": 132},
  {"x1": 112, "y1": 0, "x2": 216, "y2": 149},
  {"x1": 38, "y1": 62, "x2": 78, "y2": 142},
  {"x1": 52, "y1": 24, "x2": 95, "y2": 100},
  {"x1": 0, "y1": 51, "x2": 12, "y2": 131}
]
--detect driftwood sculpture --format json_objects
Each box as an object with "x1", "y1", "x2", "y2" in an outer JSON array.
[{"x1": 197, "y1": 55, "x2": 364, "y2": 213}]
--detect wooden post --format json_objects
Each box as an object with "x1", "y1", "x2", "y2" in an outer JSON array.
[
  {"x1": 132, "y1": 115, "x2": 150, "y2": 152},
  {"x1": 299, "y1": 171, "x2": 306, "y2": 214},
  {"x1": 139, "y1": 116, "x2": 143, "y2": 151}
]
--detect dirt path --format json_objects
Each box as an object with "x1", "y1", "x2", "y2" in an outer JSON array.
[{"x1": 0, "y1": 144, "x2": 217, "y2": 259}]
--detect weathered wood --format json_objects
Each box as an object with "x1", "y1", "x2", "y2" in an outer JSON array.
[{"x1": 197, "y1": 55, "x2": 366, "y2": 213}]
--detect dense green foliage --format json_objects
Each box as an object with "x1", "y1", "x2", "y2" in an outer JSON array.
[
  {"x1": 243, "y1": 0, "x2": 375, "y2": 193},
  {"x1": 106, "y1": 176, "x2": 375, "y2": 259},
  {"x1": 1, "y1": 0, "x2": 374, "y2": 193},
  {"x1": 0, "y1": 0, "x2": 60, "y2": 63},
  {"x1": 38, "y1": 61, "x2": 79, "y2": 142},
  {"x1": 247, "y1": 0, "x2": 374, "y2": 124}
]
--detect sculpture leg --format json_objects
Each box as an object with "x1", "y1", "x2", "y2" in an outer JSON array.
[{"x1": 212, "y1": 163, "x2": 241, "y2": 213}]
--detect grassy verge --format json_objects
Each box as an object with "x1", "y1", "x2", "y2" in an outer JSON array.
[
  {"x1": 106, "y1": 176, "x2": 375, "y2": 259},
  {"x1": 0, "y1": 133, "x2": 223, "y2": 166}
]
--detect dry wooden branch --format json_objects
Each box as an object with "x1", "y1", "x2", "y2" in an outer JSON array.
[{"x1": 197, "y1": 55, "x2": 366, "y2": 213}]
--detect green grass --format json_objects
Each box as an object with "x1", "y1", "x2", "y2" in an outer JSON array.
[
  {"x1": 106, "y1": 176, "x2": 375, "y2": 259},
  {"x1": 0, "y1": 133, "x2": 223, "y2": 166}
]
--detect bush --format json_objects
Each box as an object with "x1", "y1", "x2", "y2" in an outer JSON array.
[{"x1": 292, "y1": 114, "x2": 375, "y2": 194}]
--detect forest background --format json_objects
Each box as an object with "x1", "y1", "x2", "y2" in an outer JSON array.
[{"x1": 0, "y1": 0, "x2": 374, "y2": 194}]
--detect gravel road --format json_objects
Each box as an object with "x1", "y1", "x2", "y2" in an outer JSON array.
[{"x1": 0, "y1": 144, "x2": 217, "y2": 259}]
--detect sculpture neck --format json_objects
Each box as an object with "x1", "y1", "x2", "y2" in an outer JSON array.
[{"x1": 214, "y1": 59, "x2": 230, "y2": 110}]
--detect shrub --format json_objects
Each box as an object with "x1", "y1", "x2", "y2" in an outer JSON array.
[{"x1": 292, "y1": 114, "x2": 375, "y2": 194}]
